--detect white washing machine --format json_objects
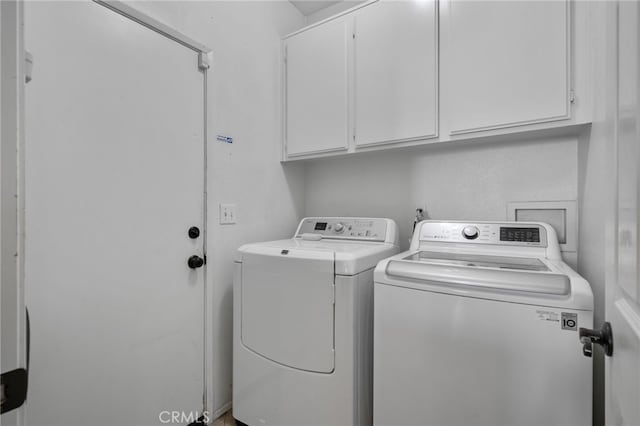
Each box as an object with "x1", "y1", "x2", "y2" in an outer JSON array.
[
  {"x1": 373, "y1": 221, "x2": 593, "y2": 426},
  {"x1": 233, "y1": 217, "x2": 399, "y2": 426}
]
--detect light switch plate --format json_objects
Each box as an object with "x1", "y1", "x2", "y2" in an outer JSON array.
[
  {"x1": 507, "y1": 200, "x2": 577, "y2": 252},
  {"x1": 220, "y1": 203, "x2": 237, "y2": 225}
]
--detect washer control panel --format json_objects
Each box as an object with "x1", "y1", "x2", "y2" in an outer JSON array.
[
  {"x1": 419, "y1": 222, "x2": 548, "y2": 247},
  {"x1": 296, "y1": 218, "x2": 388, "y2": 241}
]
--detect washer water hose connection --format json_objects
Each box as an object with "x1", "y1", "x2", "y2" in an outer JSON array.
[{"x1": 413, "y1": 208, "x2": 425, "y2": 235}]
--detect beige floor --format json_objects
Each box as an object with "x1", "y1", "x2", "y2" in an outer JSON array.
[{"x1": 211, "y1": 409, "x2": 235, "y2": 426}]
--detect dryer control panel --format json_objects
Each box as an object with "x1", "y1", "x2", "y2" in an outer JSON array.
[
  {"x1": 296, "y1": 217, "x2": 389, "y2": 242},
  {"x1": 419, "y1": 222, "x2": 548, "y2": 247}
]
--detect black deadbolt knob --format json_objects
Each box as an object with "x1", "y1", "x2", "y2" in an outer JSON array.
[
  {"x1": 188, "y1": 226, "x2": 200, "y2": 239},
  {"x1": 187, "y1": 255, "x2": 204, "y2": 269}
]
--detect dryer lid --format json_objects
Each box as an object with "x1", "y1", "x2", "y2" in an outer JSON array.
[{"x1": 236, "y1": 239, "x2": 398, "y2": 275}]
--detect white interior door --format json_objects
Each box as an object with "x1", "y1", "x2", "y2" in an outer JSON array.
[
  {"x1": 24, "y1": 2, "x2": 205, "y2": 425},
  {"x1": 607, "y1": 1, "x2": 640, "y2": 424}
]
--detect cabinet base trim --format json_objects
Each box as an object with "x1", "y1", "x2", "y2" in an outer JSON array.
[
  {"x1": 450, "y1": 113, "x2": 571, "y2": 136},
  {"x1": 355, "y1": 133, "x2": 439, "y2": 149}
]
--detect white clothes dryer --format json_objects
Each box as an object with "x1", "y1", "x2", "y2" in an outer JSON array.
[
  {"x1": 233, "y1": 217, "x2": 399, "y2": 426},
  {"x1": 373, "y1": 220, "x2": 593, "y2": 426}
]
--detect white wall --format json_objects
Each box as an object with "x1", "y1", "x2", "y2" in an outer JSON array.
[
  {"x1": 306, "y1": 136, "x2": 578, "y2": 252},
  {"x1": 304, "y1": 1, "x2": 365, "y2": 25}
]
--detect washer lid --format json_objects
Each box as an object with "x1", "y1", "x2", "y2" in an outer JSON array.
[
  {"x1": 385, "y1": 251, "x2": 570, "y2": 296},
  {"x1": 405, "y1": 251, "x2": 550, "y2": 272}
]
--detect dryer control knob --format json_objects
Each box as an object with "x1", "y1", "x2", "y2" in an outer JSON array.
[
  {"x1": 462, "y1": 226, "x2": 479, "y2": 240},
  {"x1": 334, "y1": 223, "x2": 346, "y2": 233}
]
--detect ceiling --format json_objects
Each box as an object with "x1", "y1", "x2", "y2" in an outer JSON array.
[{"x1": 289, "y1": 1, "x2": 342, "y2": 16}]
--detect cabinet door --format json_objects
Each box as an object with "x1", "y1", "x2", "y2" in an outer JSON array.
[
  {"x1": 285, "y1": 18, "x2": 349, "y2": 157},
  {"x1": 354, "y1": 0, "x2": 438, "y2": 147},
  {"x1": 444, "y1": 1, "x2": 569, "y2": 134}
]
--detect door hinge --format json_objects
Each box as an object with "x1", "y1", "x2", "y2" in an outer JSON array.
[
  {"x1": 1, "y1": 368, "x2": 28, "y2": 414},
  {"x1": 569, "y1": 90, "x2": 576, "y2": 104},
  {"x1": 198, "y1": 51, "x2": 212, "y2": 71},
  {"x1": 25, "y1": 51, "x2": 33, "y2": 84},
  {"x1": 331, "y1": 284, "x2": 336, "y2": 304}
]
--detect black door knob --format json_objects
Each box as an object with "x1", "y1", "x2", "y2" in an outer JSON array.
[
  {"x1": 188, "y1": 226, "x2": 200, "y2": 239},
  {"x1": 579, "y1": 322, "x2": 613, "y2": 357},
  {"x1": 187, "y1": 255, "x2": 204, "y2": 269}
]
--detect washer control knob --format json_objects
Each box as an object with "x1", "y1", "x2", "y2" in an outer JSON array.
[
  {"x1": 334, "y1": 223, "x2": 346, "y2": 233},
  {"x1": 462, "y1": 226, "x2": 479, "y2": 240}
]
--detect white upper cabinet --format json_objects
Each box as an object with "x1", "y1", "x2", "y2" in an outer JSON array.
[
  {"x1": 354, "y1": 0, "x2": 438, "y2": 147},
  {"x1": 282, "y1": 0, "x2": 582, "y2": 160},
  {"x1": 442, "y1": 0, "x2": 570, "y2": 135},
  {"x1": 285, "y1": 17, "x2": 350, "y2": 157}
]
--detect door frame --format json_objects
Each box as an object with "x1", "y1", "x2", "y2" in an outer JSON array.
[
  {"x1": 1, "y1": 0, "x2": 26, "y2": 424},
  {"x1": 94, "y1": 1, "x2": 212, "y2": 57},
  {"x1": 89, "y1": 1, "x2": 215, "y2": 416}
]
